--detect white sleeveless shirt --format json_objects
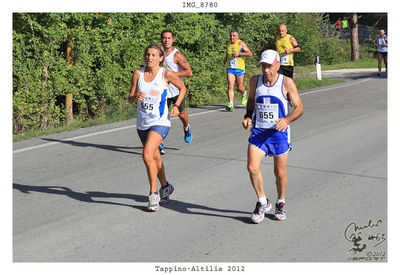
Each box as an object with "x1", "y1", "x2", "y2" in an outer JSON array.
[
  {"x1": 136, "y1": 67, "x2": 170, "y2": 130},
  {"x1": 251, "y1": 74, "x2": 290, "y2": 143},
  {"x1": 164, "y1": 48, "x2": 183, "y2": 98},
  {"x1": 377, "y1": 35, "x2": 388, "y2": 53}
]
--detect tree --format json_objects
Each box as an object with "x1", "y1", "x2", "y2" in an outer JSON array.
[{"x1": 350, "y1": 13, "x2": 359, "y2": 61}]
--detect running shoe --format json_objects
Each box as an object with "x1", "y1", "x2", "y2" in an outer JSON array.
[
  {"x1": 184, "y1": 126, "x2": 192, "y2": 143},
  {"x1": 159, "y1": 142, "x2": 165, "y2": 155},
  {"x1": 274, "y1": 202, "x2": 287, "y2": 221},
  {"x1": 226, "y1": 102, "x2": 234, "y2": 112},
  {"x1": 159, "y1": 182, "x2": 174, "y2": 204},
  {"x1": 241, "y1": 92, "x2": 248, "y2": 106},
  {"x1": 148, "y1": 193, "x2": 160, "y2": 211},
  {"x1": 251, "y1": 200, "x2": 272, "y2": 224}
]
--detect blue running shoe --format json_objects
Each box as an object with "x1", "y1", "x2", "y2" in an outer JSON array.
[
  {"x1": 159, "y1": 142, "x2": 165, "y2": 155},
  {"x1": 184, "y1": 126, "x2": 192, "y2": 143}
]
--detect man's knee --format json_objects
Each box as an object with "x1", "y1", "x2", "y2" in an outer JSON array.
[
  {"x1": 274, "y1": 165, "x2": 287, "y2": 179},
  {"x1": 248, "y1": 162, "x2": 260, "y2": 176},
  {"x1": 227, "y1": 81, "x2": 235, "y2": 90}
]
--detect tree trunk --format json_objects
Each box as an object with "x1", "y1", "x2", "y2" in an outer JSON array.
[
  {"x1": 66, "y1": 28, "x2": 73, "y2": 125},
  {"x1": 351, "y1": 13, "x2": 360, "y2": 61},
  {"x1": 41, "y1": 52, "x2": 49, "y2": 130}
]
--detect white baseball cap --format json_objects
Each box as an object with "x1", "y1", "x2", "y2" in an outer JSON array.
[{"x1": 257, "y1": 49, "x2": 280, "y2": 65}]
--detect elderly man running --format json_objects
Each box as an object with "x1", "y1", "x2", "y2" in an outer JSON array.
[{"x1": 243, "y1": 49, "x2": 304, "y2": 223}]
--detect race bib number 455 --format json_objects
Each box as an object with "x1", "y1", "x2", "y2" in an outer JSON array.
[{"x1": 255, "y1": 103, "x2": 279, "y2": 129}]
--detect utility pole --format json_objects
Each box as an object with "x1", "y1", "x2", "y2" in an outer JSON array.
[{"x1": 66, "y1": 28, "x2": 73, "y2": 125}]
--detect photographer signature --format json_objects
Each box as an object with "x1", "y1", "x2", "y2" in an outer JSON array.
[{"x1": 344, "y1": 219, "x2": 386, "y2": 253}]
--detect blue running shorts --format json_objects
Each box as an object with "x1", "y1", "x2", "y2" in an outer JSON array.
[
  {"x1": 377, "y1": 51, "x2": 387, "y2": 57},
  {"x1": 227, "y1": 68, "x2": 245, "y2": 76},
  {"x1": 249, "y1": 133, "x2": 292, "y2": 157},
  {"x1": 137, "y1": 125, "x2": 170, "y2": 144}
]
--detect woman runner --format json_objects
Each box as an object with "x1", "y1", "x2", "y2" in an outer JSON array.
[{"x1": 128, "y1": 44, "x2": 186, "y2": 211}]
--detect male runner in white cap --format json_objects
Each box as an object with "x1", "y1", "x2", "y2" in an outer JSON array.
[{"x1": 243, "y1": 49, "x2": 304, "y2": 223}]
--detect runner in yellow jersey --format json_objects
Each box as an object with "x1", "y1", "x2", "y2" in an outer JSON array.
[
  {"x1": 275, "y1": 24, "x2": 301, "y2": 78},
  {"x1": 223, "y1": 30, "x2": 252, "y2": 111}
]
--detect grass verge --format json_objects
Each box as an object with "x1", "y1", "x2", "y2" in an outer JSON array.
[
  {"x1": 295, "y1": 77, "x2": 344, "y2": 91},
  {"x1": 13, "y1": 106, "x2": 137, "y2": 142}
]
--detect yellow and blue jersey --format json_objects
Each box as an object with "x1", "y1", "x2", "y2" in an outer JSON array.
[{"x1": 226, "y1": 39, "x2": 245, "y2": 70}]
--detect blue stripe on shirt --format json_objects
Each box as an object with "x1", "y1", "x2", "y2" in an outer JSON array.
[{"x1": 159, "y1": 89, "x2": 168, "y2": 118}]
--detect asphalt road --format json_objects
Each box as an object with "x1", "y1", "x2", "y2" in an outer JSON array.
[{"x1": 13, "y1": 75, "x2": 387, "y2": 264}]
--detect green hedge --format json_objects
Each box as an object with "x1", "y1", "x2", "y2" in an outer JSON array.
[{"x1": 13, "y1": 13, "x2": 362, "y2": 135}]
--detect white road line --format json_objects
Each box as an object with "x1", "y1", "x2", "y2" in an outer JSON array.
[
  {"x1": 300, "y1": 78, "x2": 370, "y2": 96},
  {"x1": 13, "y1": 78, "x2": 371, "y2": 154},
  {"x1": 13, "y1": 124, "x2": 136, "y2": 154}
]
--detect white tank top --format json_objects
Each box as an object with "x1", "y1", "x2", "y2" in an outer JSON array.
[
  {"x1": 164, "y1": 48, "x2": 183, "y2": 98},
  {"x1": 136, "y1": 67, "x2": 170, "y2": 130},
  {"x1": 377, "y1": 35, "x2": 388, "y2": 53},
  {"x1": 251, "y1": 74, "x2": 290, "y2": 143}
]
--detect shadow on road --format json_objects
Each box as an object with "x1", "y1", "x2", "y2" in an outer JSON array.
[
  {"x1": 13, "y1": 183, "x2": 148, "y2": 211},
  {"x1": 41, "y1": 138, "x2": 179, "y2": 155},
  {"x1": 13, "y1": 183, "x2": 251, "y2": 223}
]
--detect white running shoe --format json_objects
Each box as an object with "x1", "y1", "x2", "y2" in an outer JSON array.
[
  {"x1": 274, "y1": 202, "x2": 287, "y2": 221},
  {"x1": 251, "y1": 200, "x2": 272, "y2": 224},
  {"x1": 148, "y1": 193, "x2": 160, "y2": 211}
]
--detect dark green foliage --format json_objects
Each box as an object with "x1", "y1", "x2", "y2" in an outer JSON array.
[{"x1": 13, "y1": 12, "x2": 368, "y2": 135}]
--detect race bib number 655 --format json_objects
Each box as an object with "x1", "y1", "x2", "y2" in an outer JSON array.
[{"x1": 255, "y1": 103, "x2": 279, "y2": 129}]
